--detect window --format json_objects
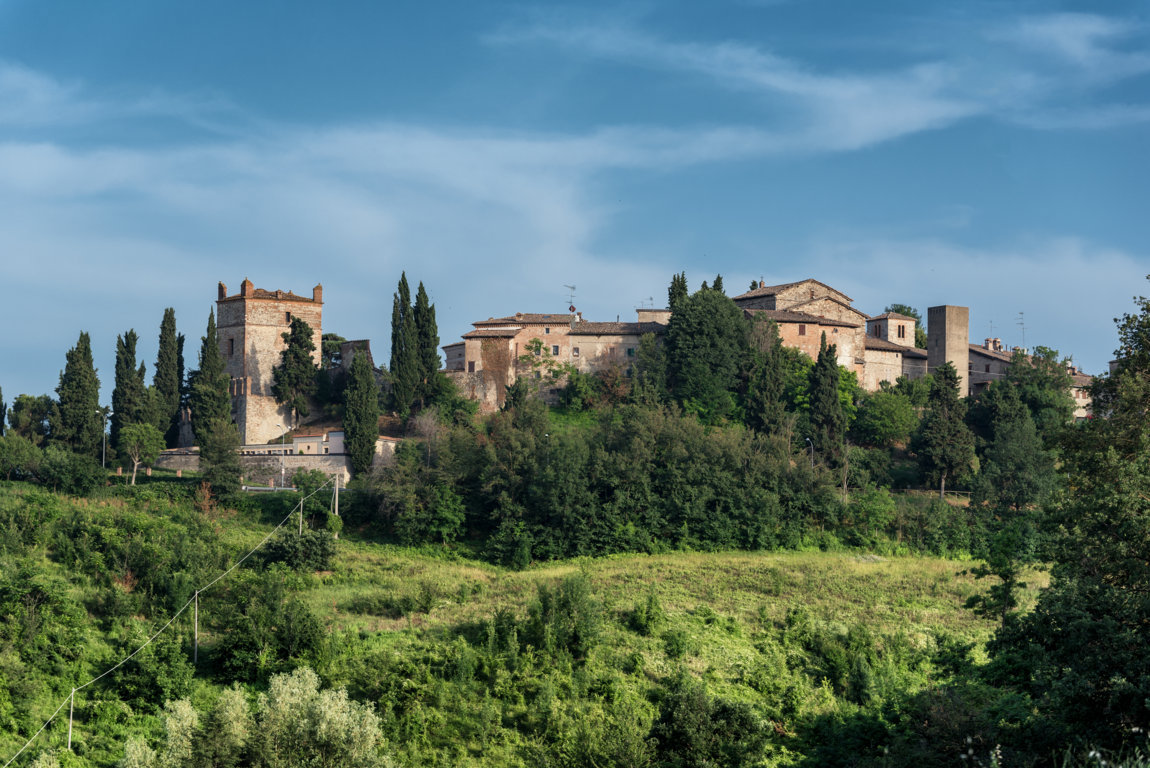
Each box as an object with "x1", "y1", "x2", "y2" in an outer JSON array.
[
  {"x1": 552, "y1": 345, "x2": 559, "y2": 356},
  {"x1": 534, "y1": 346, "x2": 541, "y2": 357},
  {"x1": 285, "y1": 311, "x2": 292, "y2": 324},
  {"x1": 798, "y1": 324, "x2": 806, "y2": 336},
  {"x1": 897, "y1": 325, "x2": 906, "y2": 339},
  {"x1": 969, "y1": 362, "x2": 973, "y2": 372},
  {"x1": 228, "y1": 338, "x2": 234, "y2": 356},
  {"x1": 573, "y1": 347, "x2": 580, "y2": 357},
  {"x1": 985, "y1": 364, "x2": 990, "y2": 373},
  {"x1": 626, "y1": 347, "x2": 635, "y2": 357},
  {"x1": 468, "y1": 361, "x2": 475, "y2": 373},
  {"x1": 545, "y1": 327, "x2": 550, "y2": 334},
  {"x1": 534, "y1": 370, "x2": 541, "y2": 379}
]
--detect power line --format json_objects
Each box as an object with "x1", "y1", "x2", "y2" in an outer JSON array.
[{"x1": 2, "y1": 477, "x2": 335, "y2": 768}]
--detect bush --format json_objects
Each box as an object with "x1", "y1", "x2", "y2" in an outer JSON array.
[
  {"x1": 263, "y1": 528, "x2": 337, "y2": 571},
  {"x1": 37, "y1": 447, "x2": 103, "y2": 495}
]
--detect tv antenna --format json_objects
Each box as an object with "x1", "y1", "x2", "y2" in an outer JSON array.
[
  {"x1": 1016, "y1": 312, "x2": 1026, "y2": 350},
  {"x1": 564, "y1": 284, "x2": 577, "y2": 313}
]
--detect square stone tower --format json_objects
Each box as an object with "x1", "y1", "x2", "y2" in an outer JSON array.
[
  {"x1": 927, "y1": 305, "x2": 969, "y2": 395},
  {"x1": 216, "y1": 279, "x2": 323, "y2": 444}
]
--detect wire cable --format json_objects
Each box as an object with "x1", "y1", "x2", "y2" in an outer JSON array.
[{"x1": 2, "y1": 477, "x2": 334, "y2": 767}]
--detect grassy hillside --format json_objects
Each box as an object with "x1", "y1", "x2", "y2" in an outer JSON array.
[{"x1": 0, "y1": 482, "x2": 1049, "y2": 767}]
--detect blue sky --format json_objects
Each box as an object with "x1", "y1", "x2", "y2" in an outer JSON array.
[{"x1": 2, "y1": 1, "x2": 1148, "y2": 403}]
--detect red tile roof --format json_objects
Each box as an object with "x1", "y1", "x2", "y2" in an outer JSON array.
[
  {"x1": 743, "y1": 308, "x2": 859, "y2": 328},
  {"x1": 865, "y1": 337, "x2": 928, "y2": 358}
]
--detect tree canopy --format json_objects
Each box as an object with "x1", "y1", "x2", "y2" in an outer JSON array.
[
  {"x1": 50, "y1": 331, "x2": 102, "y2": 457},
  {"x1": 271, "y1": 316, "x2": 319, "y2": 423},
  {"x1": 188, "y1": 310, "x2": 231, "y2": 444},
  {"x1": 343, "y1": 350, "x2": 381, "y2": 476},
  {"x1": 111, "y1": 328, "x2": 149, "y2": 453},
  {"x1": 914, "y1": 362, "x2": 974, "y2": 497}
]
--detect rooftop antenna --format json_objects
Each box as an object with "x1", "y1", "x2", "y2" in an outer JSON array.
[
  {"x1": 564, "y1": 284, "x2": 577, "y2": 312},
  {"x1": 1016, "y1": 312, "x2": 1026, "y2": 351}
]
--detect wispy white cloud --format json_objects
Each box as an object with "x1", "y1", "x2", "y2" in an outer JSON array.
[{"x1": 491, "y1": 11, "x2": 1150, "y2": 143}]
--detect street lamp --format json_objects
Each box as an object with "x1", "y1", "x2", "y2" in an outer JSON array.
[
  {"x1": 277, "y1": 423, "x2": 285, "y2": 489},
  {"x1": 805, "y1": 437, "x2": 814, "y2": 468}
]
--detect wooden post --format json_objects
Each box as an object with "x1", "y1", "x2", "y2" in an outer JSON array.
[
  {"x1": 68, "y1": 689, "x2": 75, "y2": 750},
  {"x1": 333, "y1": 476, "x2": 340, "y2": 540},
  {"x1": 193, "y1": 591, "x2": 199, "y2": 665},
  {"x1": 299, "y1": 500, "x2": 304, "y2": 536}
]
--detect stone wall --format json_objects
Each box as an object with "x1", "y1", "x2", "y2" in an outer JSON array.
[{"x1": 862, "y1": 348, "x2": 903, "y2": 391}]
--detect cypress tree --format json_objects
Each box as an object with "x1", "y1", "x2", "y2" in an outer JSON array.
[
  {"x1": 914, "y1": 361, "x2": 975, "y2": 498},
  {"x1": 668, "y1": 272, "x2": 688, "y2": 313},
  {"x1": 152, "y1": 308, "x2": 182, "y2": 447},
  {"x1": 808, "y1": 333, "x2": 845, "y2": 467},
  {"x1": 664, "y1": 287, "x2": 748, "y2": 422},
  {"x1": 343, "y1": 350, "x2": 381, "y2": 475},
  {"x1": 390, "y1": 273, "x2": 419, "y2": 418},
  {"x1": 200, "y1": 418, "x2": 241, "y2": 500},
  {"x1": 712, "y1": 274, "x2": 724, "y2": 295},
  {"x1": 0, "y1": 386, "x2": 5, "y2": 437},
  {"x1": 51, "y1": 331, "x2": 102, "y2": 457},
  {"x1": 745, "y1": 318, "x2": 786, "y2": 434},
  {"x1": 189, "y1": 310, "x2": 231, "y2": 445},
  {"x1": 111, "y1": 329, "x2": 149, "y2": 452},
  {"x1": 271, "y1": 317, "x2": 319, "y2": 423},
  {"x1": 414, "y1": 281, "x2": 441, "y2": 405}
]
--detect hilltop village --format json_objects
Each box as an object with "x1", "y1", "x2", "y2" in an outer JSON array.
[{"x1": 190, "y1": 275, "x2": 1094, "y2": 484}]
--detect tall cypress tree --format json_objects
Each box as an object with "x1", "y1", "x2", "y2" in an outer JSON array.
[
  {"x1": 808, "y1": 333, "x2": 845, "y2": 467},
  {"x1": 152, "y1": 308, "x2": 182, "y2": 447},
  {"x1": 343, "y1": 350, "x2": 381, "y2": 475},
  {"x1": 189, "y1": 310, "x2": 231, "y2": 444},
  {"x1": 271, "y1": 317, "x2": 319, "y2": 423},
  {"x1": 745, "y1": 317, "x2": 786, "y2": 434},
  {"x1": 0, "y1": 386, "x2": 5, "y2": 437},
  {"x1": 390, "y1": 273, "x2": 419, "y2": 418},
  {"x1": 914, "y1": 361, "x2": 975, "y2": 498},
  {"x1": 668, "y1": 272, "x2": 688, "y2": 312},
  {"x1": 51, "y1": 331, "x2": 102, "y2": 457},
  {"x1": 712, "y1": 274, "x2": 725, "y2": 295},
  {"x1": 111, "y1": 329, "x2": 149, "y2": 452},
  {"x1": 414, "y1": 281, "x2": 441, "y2": 405}
]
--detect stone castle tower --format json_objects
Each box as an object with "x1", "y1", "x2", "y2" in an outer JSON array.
[
  {"x1": 927, "y1": 305, "x2": 969, "y2": 395},
  {"x1": 216, "y1": 279, "x2": 323, "y2": 444}
]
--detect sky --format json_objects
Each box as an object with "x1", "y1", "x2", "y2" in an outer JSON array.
[{"x1": 2, "y1": 0, "x2": 1149, "y2": 403}]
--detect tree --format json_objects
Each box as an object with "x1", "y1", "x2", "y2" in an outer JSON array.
[
  {"x1": 188, "y1": 310, "x2": 231, "y2": 444},
  {"x1": 120, "y1": 422, "x2": 165, "y2": 485},
  {"x1": 711, "y1": 274, "x2": 724, "y2": 295},
  {"x1": 744, "y1": 317, "x2": 786, "y2": 434},
  {"x1": 414, "y1": 281, "x2": 441, "y2": 405},
  {"x1": 321, "y1": 332, "x2": 348, "y2": 369},
  {"x1": 971, "y1": 386, "x2": 1055, "y2": 512},
  {"x1": 914, "y1": 362, "x2": 974, "y2": 498},
  {"x1": 808, "y1": 334, "x2": 846, "y2": 467},
  {"x1": 112, "y1": 329, "x2": 149, "y2": 453},
  {"x1": 7, "y1": 394, "x2": 53, "y2": 446},
  {"x1": 0, "y1": 433, "x2": 42, "y2": 480},
  {"x1": 664, "y1": 287, "x2": 749, "y2": 422},
  {"x1": 851, "y1": 390, "x2": 917, "y2": 448},
  {"x1": 343, "y1": 350, "x2": 380, "y2": 476},
  {"x1": 0, "y1": 386, "x2": 5, "y2": 437},
  {"x1": 987, "y1": 284, "x2": 1150, "y2": 746},
  {"x1": 630, "y1": 332, "x2": 668, "y2": 406},
  {"x1": 1005, "y1": 345, "x2": 1075, "y2": 442},
  {"x1": 885, "y1": 303, "x2": 928, "y2": 348},
  {"x1": 667, "y1": 272, "x2": 688, "y2": 313},
  {"x1": 389, "y1": 273, "x2": 419, "y2": 418},
  {"x1": 50, "y1": 331, "x2": 102, "y2": 457},
  {"x1": 271, "y1": 316, "x2": 318, "y2": 423},
  {"x1": 152, "y1": 308, "x2": 182, "y2": 448},
  {"x1": 200, "y1": 418, "x2": 241, "y2": 501}
]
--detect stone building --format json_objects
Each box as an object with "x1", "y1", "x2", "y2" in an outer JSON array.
[
  {"x1": 216, "y1": 278, "x2": 323, "y2": 444},
  {"x1": 444, "y1": 310, "x2": 668, "y2": 410}
]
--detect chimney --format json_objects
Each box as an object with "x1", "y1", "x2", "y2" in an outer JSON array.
[
  {"x1": 241, "y1": 278, "x2": 254, "y2": 297},
  {"x1": 313, "y1": 283, "x2": 323, "y2": 303},
  {"x1": 759, "y1": 280, "x2": 765, "y2": 289},
  {"x1": 218, "y1": 282, "x2": 227, "y2": 300}
]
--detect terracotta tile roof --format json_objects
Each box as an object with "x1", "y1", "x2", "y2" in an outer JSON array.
[
  {"x1": 868, "y1": 312, "x2": 916, "y2": 322},
  {"x1": 743, "y1": 308, "x2": 858, "y2": 328},
  {"x1": 787, "y1": 296, "x2": 869, "y2": 319},
  {"x1": 968, "y1": 344, "x2": 1014, "y2": 363},
  {"x1": 732, "y1": 278, "x2": 854, "y2": 303},
  {"x1": 865, "y1": 337, "x2": 928, "y2": 358},
  {"x1": 473, "y1": 313, "x2": 575, "y2": 326},
  {"x1": 220, "y1": 288, "x2": 319, "y2": 304},
  {"x1": 567, "y1": 321, "x2": 667, "y2": 336},
  {"x1": 462, "y1": 328, "x2": 521, "y2": 339}
]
